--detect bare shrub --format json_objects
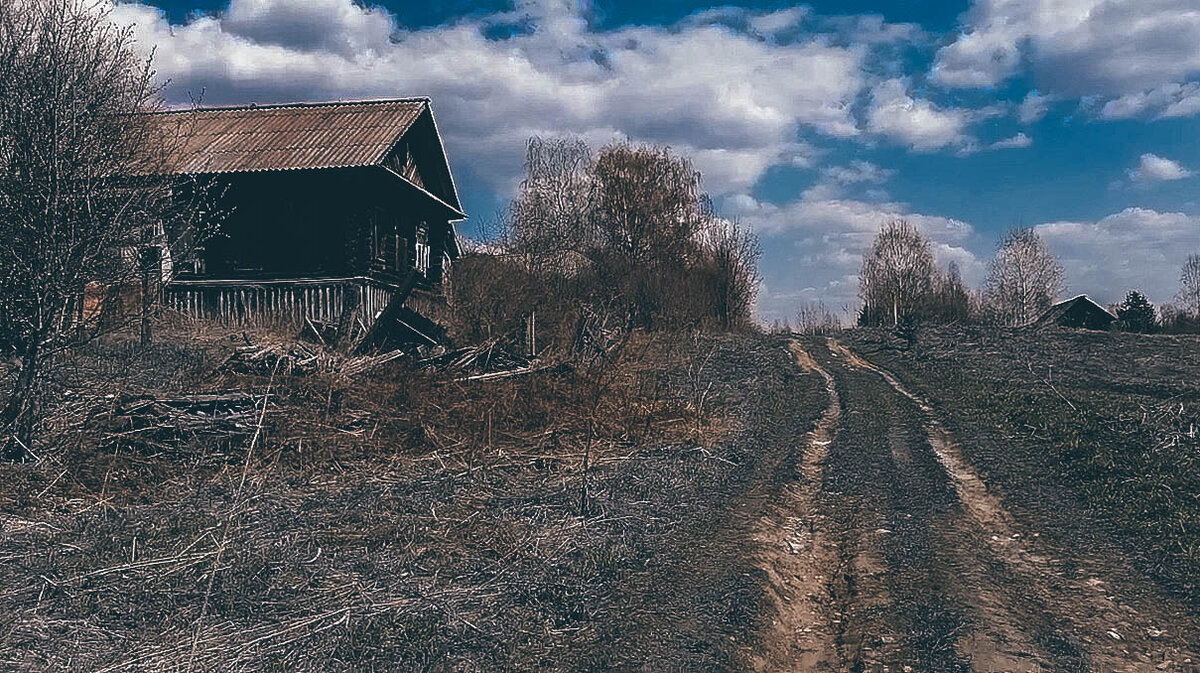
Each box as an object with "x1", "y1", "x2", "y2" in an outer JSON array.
[
  {"x1": 0, "y1": 0, "x2": 215, "y2": 459},
  {"x1": 794, "y1": 301, "x2": 842, "y2": 335}
]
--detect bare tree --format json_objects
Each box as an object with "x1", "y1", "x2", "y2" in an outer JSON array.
[
  {"x1": 506, "y1": 136, "x2": 596, "y2": 275},
  {"x1": 926, "y1": 260, "x2": 975, "y2": 324},
  {"x1": 858, "y1": 220, "x2": 937, "y2": 326},
  {"x1": 465, "y1": 137, "x2": 759, "y2": 343},
  {"x1": 1178, "y1": 253, "x2": 1200, "y2": 316},
  {"x1": 697, "y1": 219, "x2": 760, "y2": 330},
  {"x1": 794, "y1": 301, "x2": 841, "y2": 335},
  {"x1": 0, "y1": 0, "x2": 211, "y2": 459},
  {"x1": 591, "y1": 142, "x2": 709, "y2": 272},
  {"x1": 983, "y1": 228, "x2": 1064, "y2": 326}
]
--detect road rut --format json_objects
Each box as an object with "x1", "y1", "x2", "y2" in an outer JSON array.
[{"x1": 751, "y1": 338, "x2": 1199, "y2": 672}]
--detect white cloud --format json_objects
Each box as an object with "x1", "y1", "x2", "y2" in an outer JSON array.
[
  {"x1": 729, "y1": 191, "x2": 984, "y2": 320},
  {"x1": 1017, "y1": 91, "x2": 1051, "y2": 123},
  {"x1": 1127, "y1": 153, "x2": 1194, "y2": 183},
  {"x1": 111, "y1": 0, "x2": 879, "y2": 195},
  {"x1": 220, "y1": 0, "x2": 394, "y2": 56},
  {"x1": 866, "y1": 78, "x2": 973, "y2": 151},
  {"x1": 1099, "y1": 82, "x2": 1200, "y2": 120},
  {"x1": 821, "y1": 160, "x2": 895, "y2": 185},
  {"x1": 934, "y1": 0, "x2": 1200, "y2": 119},
  {"x1": 990, "y1": 132, "x2": 1031, "y2": 149},
  {"x1": 1036, "y1": 208, "x2": 1200, "y2": 304},
  {"x1": 747, "y1": 7, "x2": 808, "y2": 36}
]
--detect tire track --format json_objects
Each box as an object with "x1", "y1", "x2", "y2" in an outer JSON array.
[
  {"x1": 827, "y1": 339, "x2": 1199, "y2": 672},
  {"x1": 748, "y1": 341, "x2": 842, "y2": 672}
]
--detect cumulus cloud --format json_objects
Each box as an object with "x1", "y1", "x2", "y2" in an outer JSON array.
[
  {"x1": 866, "y1": 78, "x2": 973, "y2": 151},
  {"x1": 747, "y1": 7, "x2": 808, "y2": 36},
  {"x1": 1127, "y1": 154, "x2": 1194, "y2": 183},
  {"x1": 220, "y1": 0, "x2": 393, "y2": 56},
  {"x1": 933, "y1": 0, "x2": 1200, "y2": 119},
  {"x1": 1100, "y1": 82, "x2": 1200, "y2": 120},
  {"x1": 1036, "y1": 208, "x2": 1200, "y2": 304},
  {"x1": 822, "y1": 160, "x2": 895, "y2": 185},
  {"x1": 1017, "y1": 91, "x2": 1051, "y2": 123},
  {"x1": 110, "y1": 0, "x2": 884, "y2": 195}
]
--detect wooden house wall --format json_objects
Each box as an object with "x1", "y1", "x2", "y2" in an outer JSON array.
[{"x1": 186, "y1": 167, "x2": 451, "y2": 284}]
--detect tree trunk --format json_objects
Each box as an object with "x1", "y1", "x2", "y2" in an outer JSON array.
[
  {"x1": 140, "y1": 244, "x2": 158, "y2": 346},
  {"x1": 2, "y1": 336, "x2": 41, "y2": 461}
]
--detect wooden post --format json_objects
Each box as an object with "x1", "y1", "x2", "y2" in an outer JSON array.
[
  {"x1": 140, "y1": 244, "x2": 160, "y2": 346},
  {"x1": 528, "y1": 310, "x2": 537, "y2": 357}
]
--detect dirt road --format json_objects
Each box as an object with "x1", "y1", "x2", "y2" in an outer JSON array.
[{"x1": 752, "y1": 338, "x2": 1200, "y2": 672}]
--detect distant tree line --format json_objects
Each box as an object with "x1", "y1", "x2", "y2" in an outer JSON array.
[
  {"x1": 849, "y1": 220, "x2": 1200, "y2": 334},
  {"x1": 450, "y1": 137, "x2": 761, "y2": 350}
]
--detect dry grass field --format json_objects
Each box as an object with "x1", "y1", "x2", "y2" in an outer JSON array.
[{"x1": 0, "y1": 325, "x2": 827, "y2": 671}]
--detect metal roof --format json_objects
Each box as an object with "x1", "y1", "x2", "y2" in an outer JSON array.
[{"x1": 150, "y1": 99, "x2": 429, "y2": 175}]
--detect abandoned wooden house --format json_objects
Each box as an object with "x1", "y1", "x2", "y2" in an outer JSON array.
[
  {"x1": 1035, "y1": 295, "x2": 1117, "y2": 331},
  {"x1": 150, "y1": 98, "x2": 465, "y2": 344}
]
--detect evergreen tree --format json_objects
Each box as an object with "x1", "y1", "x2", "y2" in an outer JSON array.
[{"x1": 1116, "y1": 291, "x2": 1157, "y2": 333}]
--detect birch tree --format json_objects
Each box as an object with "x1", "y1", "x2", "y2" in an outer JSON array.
[
  {"x1": 983, "y1": 228, "x2": 1064, "y2": 326},
  {"x1": 858, "y1": 220, "x2": 937, "y2": 326},
  {"x1": 506, "y1": 136, "x2": 596, "y2": 275},
  {"x1": 1178, "y1": 253, "x2": 1200, "y2": 316}
]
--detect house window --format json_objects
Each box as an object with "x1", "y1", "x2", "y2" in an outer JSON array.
[{"x1": 415, "y1": 240, "x2": 430, "y2": 274}]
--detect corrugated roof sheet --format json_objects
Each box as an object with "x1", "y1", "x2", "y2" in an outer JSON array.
[{"x1": 150, "y1": 99, "x2": 428, "y2": 174}]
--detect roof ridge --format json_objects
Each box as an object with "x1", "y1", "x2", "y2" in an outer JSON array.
[{"x1": 150, "y1": 97, "x2": 431, "y2": 115}]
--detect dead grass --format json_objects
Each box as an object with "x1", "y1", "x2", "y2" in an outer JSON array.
[{"x1": 0, "y1": 323, "x2": 819, "y2": 671}]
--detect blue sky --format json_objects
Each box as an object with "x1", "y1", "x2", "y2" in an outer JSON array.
[{"x1": 114, "y1": 0, "x2": 1200, "y2": 321}]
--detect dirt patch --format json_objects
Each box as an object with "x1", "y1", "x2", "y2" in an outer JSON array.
[{"x1": 746, "y1": 341, "x2": 842, "y2": 672}]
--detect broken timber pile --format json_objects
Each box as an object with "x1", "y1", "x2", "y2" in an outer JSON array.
[
  {"x1": 420, "y1": 339, "x2": 548, "y2": 381},
  {"x1": 221, "y1": 338, "x2": 410, "y2": 379},
  {"x1": 102, "y1": 391, "x2": 268, "y2": 454},
  {"x1": 222, "y1": 342, "x2": 326, "y2": 377}
]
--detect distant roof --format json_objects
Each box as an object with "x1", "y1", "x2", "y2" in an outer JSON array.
[
  {"x1": 149, "y1": 98, "x2": 430, "y2": 175},
  {"x1": 1035, "y1": 294, "x2": 1116, "y2": 327}
]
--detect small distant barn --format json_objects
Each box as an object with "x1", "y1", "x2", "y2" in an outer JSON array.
[
  {"x1": 150, "y1": 98, "x2": 465, "y2": 343},
  {"x1": 1035, "y1": 295, "x2": 1116, "y2": 331}
]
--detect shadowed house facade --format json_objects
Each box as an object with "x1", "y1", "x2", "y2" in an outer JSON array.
[{"x1": 152, "y1": 98, "x2": 465, "y2": 340}]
